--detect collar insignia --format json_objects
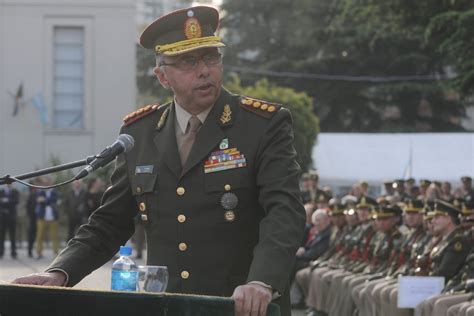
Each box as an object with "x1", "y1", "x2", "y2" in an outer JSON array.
[{"x1": 220, "y1": 104, "x2": 232, "y2": 125}]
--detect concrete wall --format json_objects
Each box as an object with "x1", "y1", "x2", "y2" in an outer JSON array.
[{"x1": 0, "y1": 0, "x2": 136, "y2": 178}]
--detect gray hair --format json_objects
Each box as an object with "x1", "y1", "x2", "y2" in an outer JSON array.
[{"x1": 155, "y1": 54, "x2": 165, "y2": 67}]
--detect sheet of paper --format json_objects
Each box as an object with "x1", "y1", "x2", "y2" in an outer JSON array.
[{"x1": 397, "y1": 276, "x2": 445, "y2": 308}]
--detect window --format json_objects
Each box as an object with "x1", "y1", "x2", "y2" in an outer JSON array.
[{"x1": 53, "y1": 27, "x2": 84, "y2": 129}]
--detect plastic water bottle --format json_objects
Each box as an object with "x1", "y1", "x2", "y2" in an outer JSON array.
[{"x1": 111, "y1": 246, "x2": 138, "y2": 291}]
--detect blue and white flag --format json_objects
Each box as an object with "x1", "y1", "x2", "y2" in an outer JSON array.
[{"x1": 31, "y1": 92, "x2": 50, "y2": 125}]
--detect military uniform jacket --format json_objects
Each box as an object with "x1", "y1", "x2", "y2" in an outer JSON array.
[
  {"x1": 429, "y1": 227, "x2": 471, "y2": 281},
  {"x1": 47, "y1": 89, "x2": 305, "y2": 312}
]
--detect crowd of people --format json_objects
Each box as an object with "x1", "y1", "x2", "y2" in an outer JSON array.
[
  {"x1": 292, "y1": 172, "x2": 473, "y2": 316},
  {"x1": 0, "y1": 176, "x2": 105, "y2": 259}
]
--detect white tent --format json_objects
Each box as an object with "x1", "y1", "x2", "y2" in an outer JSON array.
[{"x1": 312, "y1": 133, "x2": 474, "y2": 187}]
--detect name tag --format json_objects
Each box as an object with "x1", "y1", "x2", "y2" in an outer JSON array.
[{"x1": 135, "y1": 165, "x2": 154, "y2": 174}]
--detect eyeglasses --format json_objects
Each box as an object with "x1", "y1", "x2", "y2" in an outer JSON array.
[{"x1": 158, "y1": 52, "x2": 223, "y2": 71}]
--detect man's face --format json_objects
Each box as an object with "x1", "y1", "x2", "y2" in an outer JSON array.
[
  {"x1": 431, "y1": 214, "x2": 452, "y2": 235},
  {"x1": 330, "y1": 215, "x2": 346, "y2": 228},
  {"x1": 72, "y1": 180, "x2": 82, "y2": 191},
  {"x1": 313, "y1": 215, "x2": 329, "y2": 232},
  {"x1": 302, "y1": 179, "x2": 313, "y2": 191},
  {"x1": 345, "y1": 213, "x2": 358, "y2": 226},
  {"x1": 376, "y1": 217, "x2": 397, "y2": 233},
  {"x1": 154, "y1": 48, "x2": 223, "y2": 113},
  {"x1": 404, "y1": 212, "x2": 423, "y2": 228},
  {"x1": 357, "y1": 207, "x2": 371, "y2": 222}
]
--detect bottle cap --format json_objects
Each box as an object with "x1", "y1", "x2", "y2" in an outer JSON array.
[{"x1": 119, "y1": 246, "x2": 132, "y2": 256}]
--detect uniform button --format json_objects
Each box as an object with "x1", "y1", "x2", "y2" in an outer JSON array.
[
  {"x1": 178, "y1": 214, "x2": 186, "y2": 223},
  {"x1": 177, "y1": 187, "x2": 185, "y2": 196},
  {"x1": 181, "y1": 271, "x2": 190, "y2": 279},
  {"x1": 139, "y1": 202, "x2": 146, "y2": 212},
  {"x1": 260, "y1": 103, "x2": 268, "y2": 110},
  {"x1": 179, "y1": 243, "x2": 187, "y2": 251},
  {"x1": 225, "y1": 210, "x2": 236, "y2": 222},
  {"x1": 224, "y1": 184, "x2": 231, "y2": 191}
]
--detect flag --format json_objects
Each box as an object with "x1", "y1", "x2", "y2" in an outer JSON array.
[
  {"x1": 31, "y1": 92, "x2": 50, "y2": 125},
  {"x1": 402, "y1": 141, "x2": 413, "y2": 179},
  {"x1": 12, "y1": 83, "x2": 24, "y2": 116}
]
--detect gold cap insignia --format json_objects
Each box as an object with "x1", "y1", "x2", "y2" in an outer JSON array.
[{"x1": 184, "y1": 17, "x2": 202, "y2": 39}]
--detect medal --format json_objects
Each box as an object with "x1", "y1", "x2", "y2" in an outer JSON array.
[{"x1": 221, "y1": 192, "x2": 238, "y2": 210}]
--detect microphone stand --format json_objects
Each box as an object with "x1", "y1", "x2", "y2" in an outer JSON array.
[{"x1": 0, "y1": 156, "x2": 96, "y2": 186}]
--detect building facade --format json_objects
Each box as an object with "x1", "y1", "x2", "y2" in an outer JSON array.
[{"x1": 0, "y1": 0, "x2": 136, "y2": 178}]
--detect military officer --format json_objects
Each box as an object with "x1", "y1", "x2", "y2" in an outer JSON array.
[
  {"x1": 12, "y1": 6, "x2": 306, "y2": 316},
  {"x1": 385, "y1": 200, "x2": 470, "y2": 316},
  {"x1": 359, "y1": 198, "x2": 427, "y2": 316}
]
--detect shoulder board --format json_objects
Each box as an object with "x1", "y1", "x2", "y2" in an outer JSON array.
[
  {"x1": 239, "y1": 96, "x2": 282, "y2": 119},
  {"x1": 123, "y1": 103, "x2": 161, "y2": 127}
]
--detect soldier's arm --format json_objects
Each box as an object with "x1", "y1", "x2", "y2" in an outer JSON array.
[
  {"x1": 46, "y1": 144, "x2": 137, "y2": 286},
  {"x1": 246, "y1": 107, "x2": 306, "y2": 295}
]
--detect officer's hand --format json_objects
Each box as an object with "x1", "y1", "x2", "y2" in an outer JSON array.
[
  {"x1": 232, "y1": 283, "x2": 272, "y2": 316},
  {"x1": 12, "y1": 272, "x2": 66, "y2": 287}
]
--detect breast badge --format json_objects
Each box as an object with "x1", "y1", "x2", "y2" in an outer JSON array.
[{"x1": 204, "y1": 147, "x2": 246, "y2": 174}]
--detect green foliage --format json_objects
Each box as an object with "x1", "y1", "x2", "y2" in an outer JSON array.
[
  {"x1": 136, "y1": 43, "x2": 173, "y2": 107},
  {"x1": 221, "y1": 0, "x2": 474, "y2": 132},
  {"x1": 426, "y1": 8, "x2": 474, "y2": 93},
  {"x1": 225, "y1": 76, "x2": 319, "y2": 170}
]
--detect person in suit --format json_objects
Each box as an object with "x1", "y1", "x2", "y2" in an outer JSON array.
[
  {"x1": 35, "y1": 176, "x2": 60, "y2": 258},
  {"x1": 13, "y1": 6, "x2": 305, "y2": 316},
  {"x1": 0, "y1": 183, "x2": 20, "y2": 259},
  {"x1": 63, "y1": 180, "x2": 87, "y2": 242},
  {"x1": 26, "y1": 185, "x2": 38, "y2": 258}
]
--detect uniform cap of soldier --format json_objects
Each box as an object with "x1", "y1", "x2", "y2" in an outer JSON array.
[
  {"x1": 433, "y1": 199, "x2": 461, "y2": 224},
  {"x1": 356, "y1": 195, "x2": 377, "y2": 210},
  {"x1": 139, "y1": 6, "x2": 225, "y2": 55},
  {"x1": 392, "y1": 179, "x2": 405, "y2": 189},
  {"x1": 402, "y1": 198, "x2": 424, "y2": 213},
  {"x1": 372, "y1": 204, "x2": 402, "y2": 219},
  {"x1": 423, "y1": 201, "x2": 435, "y2": 220},
  {"x1": 420, "y1": 179, "x2": 432, "y2": 188},
  {"x1": 328, "y1": 198, "x2": 345, "y2": 216}
]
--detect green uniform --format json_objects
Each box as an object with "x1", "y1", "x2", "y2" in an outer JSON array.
[
  {"x1": 430, "y1": 226, "x2": 471, "y2": 281},
  {"x1": 47, "y1": 88, "x2": 306, "y2": 315}
]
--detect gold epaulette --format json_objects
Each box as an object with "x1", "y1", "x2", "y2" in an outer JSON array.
[
  {"x1": 239, "y1": 97, "x2": 281, "y2": 119},
  {"x1": 123, "y1": 103, "x2": 161, "y2": 127}
]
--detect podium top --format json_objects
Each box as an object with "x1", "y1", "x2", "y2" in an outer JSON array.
[{"x1": 0, "y1": 283, "x2": 280, "y2": 316}]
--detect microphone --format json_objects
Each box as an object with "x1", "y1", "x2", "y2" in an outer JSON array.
[{"x1": 75, "y1": 134, "x2": 134, "y2": 180}]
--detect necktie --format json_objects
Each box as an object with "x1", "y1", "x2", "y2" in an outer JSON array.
[{"x1": 179, "y1": 115, "x2": 202, "y2": 165}]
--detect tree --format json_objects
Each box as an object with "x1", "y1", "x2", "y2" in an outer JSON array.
[
  {"x1": 426, "y1": 8, "x2": 474, "y2": 94},
  {"x1": 225, "y1": 76, "x2": 319, "y2": 171},
  {"x1": 221, "y1": 0, "x2": 474, "y2": 132},
  {"x1": 136, "y1": 43, "x2": 173, "y2": 106}
]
